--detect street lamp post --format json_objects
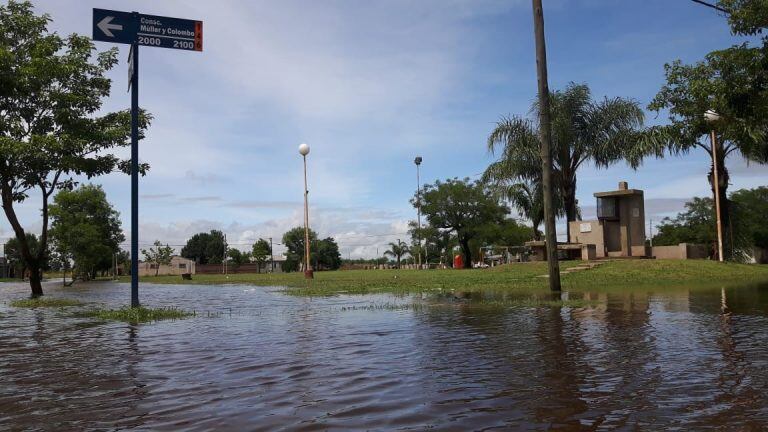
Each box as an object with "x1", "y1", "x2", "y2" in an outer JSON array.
[
  {"x1": 269, "y1": 237, "x2": 274, "y2": 273},
  {"x1": 704, "y1": 109, "x2": 725, "y2": 262},
  {"x1": 299, "y1": 143, "x2": 314, "y2": 278},
  {"x1": 414, "y1": 156, "x2": 423, "y2": 269}
]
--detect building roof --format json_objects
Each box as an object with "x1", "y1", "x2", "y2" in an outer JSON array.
[{"x1": 594, "y1": 189, "x2": 643, "y2": 198}]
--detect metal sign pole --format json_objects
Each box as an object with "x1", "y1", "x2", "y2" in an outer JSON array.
[
  {"x1": 92, "y1": 7, "x2": 203, "y2": 307},
  {"x1": 130, "y1": 40, "x2": 140, "y2": 308}
]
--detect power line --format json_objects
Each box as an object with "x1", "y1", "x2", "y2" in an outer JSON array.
[{"x1": 690, "y1": 0, "x2": 729, "y2": 14}]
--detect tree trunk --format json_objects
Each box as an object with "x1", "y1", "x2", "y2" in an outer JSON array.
[
  {"x1": 28, "y1": 263, "x2": 43, "y2": 297},
  {"x1": 563, "y1": 182, "x2": 578, "y2": 243},
  {"x1": 459, "y1": 238, "x2": 472, "y2": 269},
  {"x1": 532, "y1": 221, "x2": 542, "y2": 241},
  {"x1": 2, "y1": 184, "x2": 45, "y2": 297}
]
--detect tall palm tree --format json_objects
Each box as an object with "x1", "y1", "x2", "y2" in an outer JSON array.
[
  {"x1": 486, "y1": 83, "x2": 645, "y2": 240},
  {"x1": 484, "y1": 157, "x2": 566, "y2": 241},
  {"x1": 384, "y1": 240, "x2": 409, "y2": 268},
  {"x1": 488, "y1": 180, "x2": 544, "y2": 240}
]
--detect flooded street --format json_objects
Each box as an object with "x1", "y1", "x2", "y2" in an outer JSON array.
[{"x1": 2, "y1": 281, "x2": 768, "y2": 431}]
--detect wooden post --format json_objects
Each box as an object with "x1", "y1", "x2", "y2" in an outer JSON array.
[{"x1": 532, "y1": 0, "x2": 561, "y2": 291}]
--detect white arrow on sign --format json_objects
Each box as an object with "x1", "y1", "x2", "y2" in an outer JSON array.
[{"x1": 97, "y1": 16, "x2": 123, "y2": 37}]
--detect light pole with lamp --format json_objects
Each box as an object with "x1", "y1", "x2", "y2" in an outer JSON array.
[
  {"x1": 704, "y1": 109, "x2": 725, "y2": 262},
  {"x1": 414, "y1": 156, "x2": 423, "y2": 269},
  {"x1": 299, "y1": 143, "x2": 314, "y2": 278}
]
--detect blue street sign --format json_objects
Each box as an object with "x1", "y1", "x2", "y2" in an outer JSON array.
[
  {"x1": 92, "y1": 9, "x2": 135, "y2": 45},
  {"x1": 92, "y1": 9, "x2": 203, "y2": 51},
  {"x1": 91, "y1": 8, "x2": 203, "y2": 308}
]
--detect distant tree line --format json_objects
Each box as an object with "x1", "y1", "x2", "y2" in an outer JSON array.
[
  {"x1": 653, "y1": 186, "x2": 768, "y2": 261},
  {"x1": 176, "y1": 227, "x2": 341, "y2": 273}
]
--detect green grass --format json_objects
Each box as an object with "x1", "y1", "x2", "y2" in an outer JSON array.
[
  {"x1": 127, "y1": 259, "x2": 768, "y2": 296},
  {"x1": 74, "y1": 306, "x2": 194, "y2": 323},
  {"x1": 339, "y1": 298, "x2": 596, "y2": 311},
  {"x1": 10, "y1": 297, "x2": 84, "y2": 308},
  {"x1": 0, "y1": 278, "x2": 20, "y2": 283}
]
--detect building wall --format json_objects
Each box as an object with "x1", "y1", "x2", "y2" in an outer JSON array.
[
  {"x1": 651, "y1": 243, "x2": 708, "y2": 260},
  {"x1": 568, "y1": 220, "x2": 606, "y2": 258},
  {"x1": 652, "y1": 244, "x2": 686, "y2": 260},
  {"x1": 616, "y1": 193, "x2": 647, "y2": 257},
  {"x1": 0, "y1": 258, "x2": 9, "y2": 278},
  {"x1": 627, "y1": 193, "x2": 647, "y2": 256},
  {"x1": 138, "y1": 256, "x2": 195, "y2": 276},
  {"x1": 685, "y1": 243, "x2": 709, "y2": 260}
]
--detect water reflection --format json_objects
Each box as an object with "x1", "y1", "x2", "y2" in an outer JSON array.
[{"x1": 1, "y1": 281, "x2": 767, "y2": 430}]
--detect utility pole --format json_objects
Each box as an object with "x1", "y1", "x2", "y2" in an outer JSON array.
[
  {"x1": 649, "y1": 218, "x2": 654, "y2": 248},
  {"x1": 532, "y1": 0, "x2": 561, "y2": 291},
  {"x1": 414, "y1": 156, "x2": 423, "y2": 269}
]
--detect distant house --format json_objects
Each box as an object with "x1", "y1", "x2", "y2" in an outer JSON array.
[
  {"x1": 0, "y1": 257, "x2": 9, "y2": 278},
  {"x1": 138, "y1": 256, "x2": 195, "y2": 277}
]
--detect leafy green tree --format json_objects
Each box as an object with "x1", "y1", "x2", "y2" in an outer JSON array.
[
  {"x1": 142, "y1": 241, "x2": 174, "y2": 277},
  {"x1": 384, "y1": 240, "x2": 410, "y2": 268},
  {"x1": 4, "y1": 233, "x2": 47, "y2": 279},
  {"x1": 251, "y1": 238, "x2": 272, "y2": 273},
  {"x1": 652, "y1": 186, "x2": 768, "y2": 261},
  {"x1": 181, "y1": 230, "x2": 226, "y2": 264},
  {"x1": 315, "y1": 237, "x2": 342, "y2": 270},
  {"x1": 116, "y1": 250, "x2": 130, "y2": 276},
  {"x1": 227, "y1": 248, "x2": 249, "y2": 268},
  {"x1": 486, "y1": 83, "x2": 645, "y2": 240},
  {"x1": 49, "y1": 184, "x2": 124, "y2": 280},
  {"x1": 719, "y1": 0, "x2": 768, "y2": 36},
  {"x1": 729, "y1": 186, "x2": 768, "y2": 252},
  {"x1": 416, "y1": 178, "x2": 509, "y2": 268},
  {"x1": 282, "y1": 256, "x2": 299, "y2": 273},
  {"x1": 646, "y1": 1, "x2": 768, "y2": 259},
  {"x1": 484, "y1": 179, "x2": 554, "y2": 241},
  {"x1": 653, "y1": 198, "x2": 716, "y2": 252},
  {"x1": 408, "y1": 221, "x2": 457, "y2": 266},
  {"x1": 0, "y1": 1, "x2": 150, "y2": 296},
  {"x1": 478, "y1": 218, "x2": 533, "y2": 248},
  {"x1": 282, "y1": 227, "x2": 317, "y2": 271}
]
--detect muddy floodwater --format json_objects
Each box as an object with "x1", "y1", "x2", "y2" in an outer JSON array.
[{"x1": 1, "y1": 281, "x2": 768, "y2": 431}]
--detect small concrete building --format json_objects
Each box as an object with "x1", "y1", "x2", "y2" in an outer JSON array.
[
  {"x1": 138, "y1": 256, "x2": 196, "y2": 277},
  {"x1": 569, "y1": 181, "x2": 648, "y2": 259}
]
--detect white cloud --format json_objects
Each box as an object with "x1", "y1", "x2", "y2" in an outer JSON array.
[{"x1": 132, "y1": 205, "x2": 411, "y2": 259}]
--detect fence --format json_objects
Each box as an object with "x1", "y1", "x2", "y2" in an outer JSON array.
[{"x1": 196, "y1": 262, "x2": 278, "y2": 274}]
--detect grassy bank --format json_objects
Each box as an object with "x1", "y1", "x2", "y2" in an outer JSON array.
[
  {"x1": 74, "y1": 306, "x2": 194, "y2": 323},
  {"x1": 127, "y1": 260, "x2": 768, "y2": 295},
  {"x1": 10, "y1": 297, "x2": 84, "y2": 308}
]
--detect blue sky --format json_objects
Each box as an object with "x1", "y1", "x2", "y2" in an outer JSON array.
[{"x1": 2, "y1": 0, "x2": 767, "y2": 258}]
